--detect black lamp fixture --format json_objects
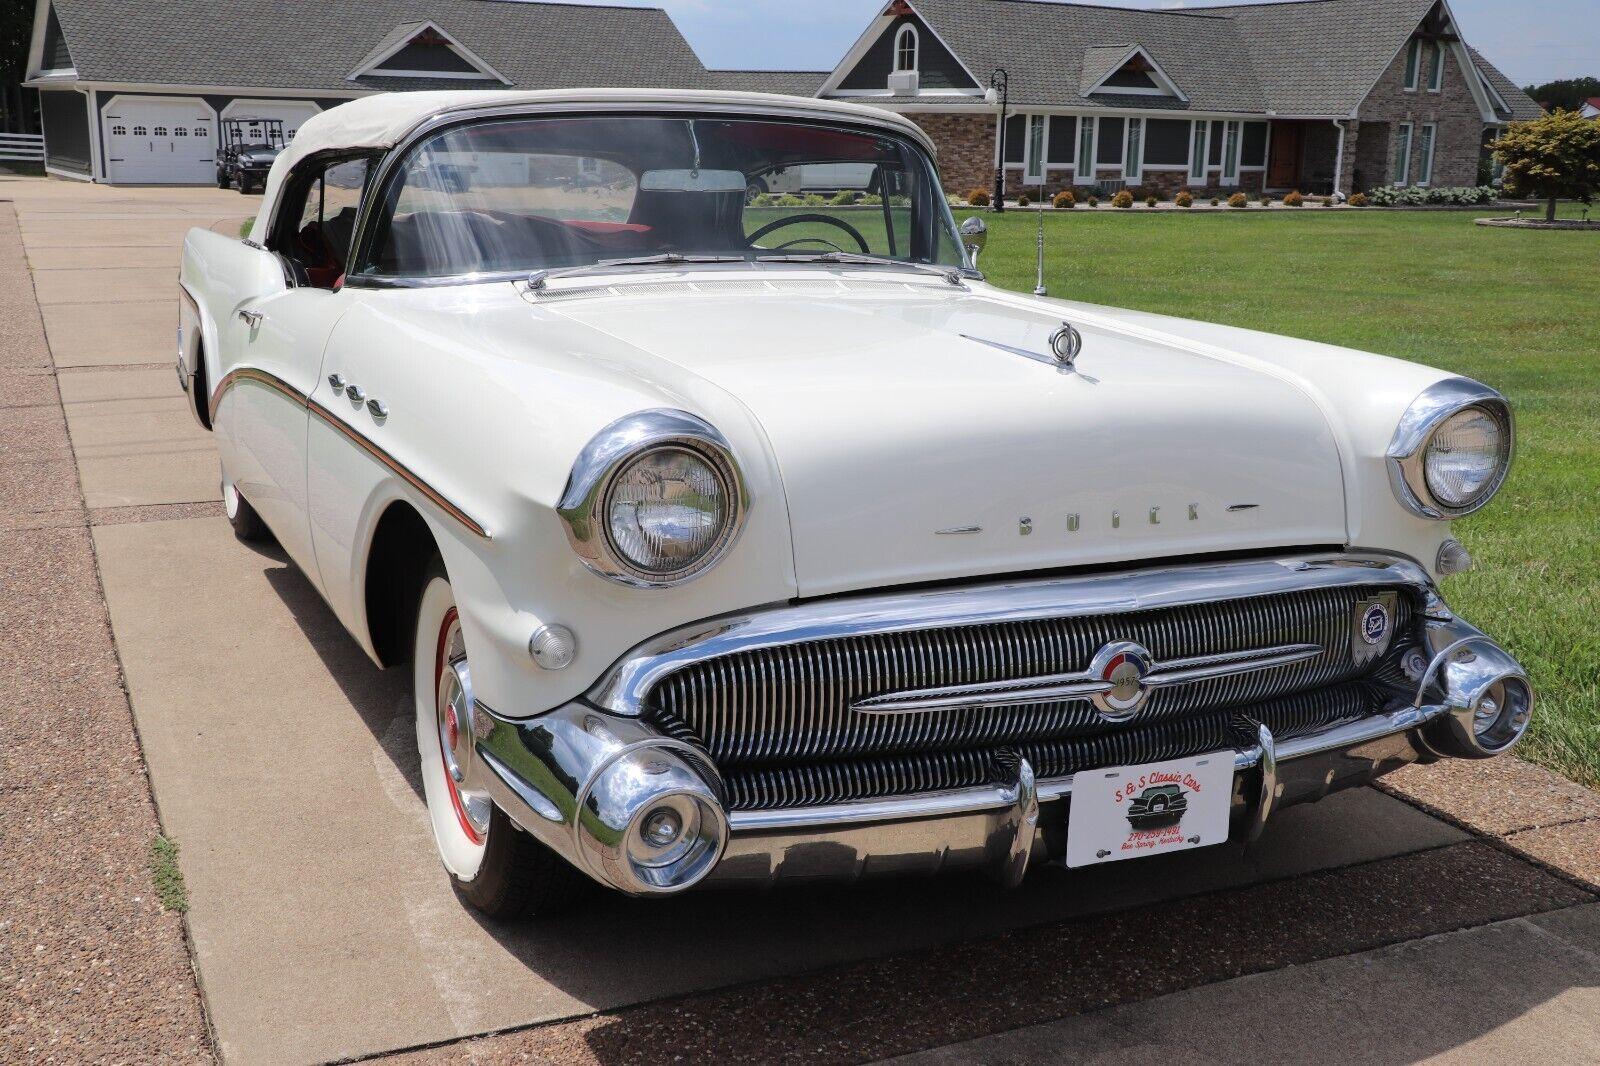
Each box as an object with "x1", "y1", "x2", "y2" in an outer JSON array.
[{"x1": 988, "y1": 68, "x2": 1009, "y2": 213}]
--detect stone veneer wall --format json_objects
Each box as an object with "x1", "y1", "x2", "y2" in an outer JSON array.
[
  {"x1": 908, "y1": 112, "x2": 996, "y2": 198},
  {"x1": 1353, "y1": 35, "x2": 1489, "y2": 188}
]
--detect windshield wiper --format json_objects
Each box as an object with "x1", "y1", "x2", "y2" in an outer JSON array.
[
  {"x1": 754, "y1": 251, "x2": 967, "y2": 286},
  {"x1": 527, "y1": 254, "x2": 749, "y2": 290}
]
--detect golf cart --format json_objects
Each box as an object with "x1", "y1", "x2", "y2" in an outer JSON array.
[{"x1": 217, "y1": 117, "x2": 286, "y2": 194}]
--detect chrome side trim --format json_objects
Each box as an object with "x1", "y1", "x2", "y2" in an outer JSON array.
[
  {"x1": 579, "y1": 552, "x2": 1432, "y2": 719},
  {"x1": 1386, "y1": 377, "x2": 1514, "y2": 520},
  {"x1": 849, "y1": 642, "x2": 1323, "y2": 715},
  {"x1": 210, "y1": 365, "x2": 491, "y2": 540}
]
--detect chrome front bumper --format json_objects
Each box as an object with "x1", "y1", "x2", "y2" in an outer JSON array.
[{"x1": 467, "y1": 553, "x2": 1532, "y2": 895}]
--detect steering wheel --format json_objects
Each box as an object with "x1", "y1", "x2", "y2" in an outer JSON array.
[{"x1": 747, "y1": 213, "x2": 871, "y2": 254}]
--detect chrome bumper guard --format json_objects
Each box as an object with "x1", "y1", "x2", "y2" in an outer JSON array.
[{"x1": 471, "y1": 553, "x2": 1532, "y2": 894}]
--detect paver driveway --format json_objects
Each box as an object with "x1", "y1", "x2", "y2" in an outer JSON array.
[{"x1": 2, "y1": 174, "x2": 1597, "y2": 1066}]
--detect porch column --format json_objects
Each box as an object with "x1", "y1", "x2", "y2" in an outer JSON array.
[{"x1": 1331, "y1": 120, "x2": 1348, "y2": 198}]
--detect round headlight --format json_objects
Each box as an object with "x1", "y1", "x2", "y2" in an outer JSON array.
[
  {"x1": 603, "y1": 446, "x2": 731, "y2": 578},
  {"x1": 1424, "y1": 407, "x2": 1507, "y2": 510}
]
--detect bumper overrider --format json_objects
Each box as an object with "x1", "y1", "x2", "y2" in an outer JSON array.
[{"x1": 463, "y1": 553, "x2": 1531, "y2": 896}]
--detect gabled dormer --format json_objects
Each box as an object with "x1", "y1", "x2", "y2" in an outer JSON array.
[
  {"x1": 819, "y1": 0, "x2": 982, "y2": 98},
  {"x1": 1081, "y1": 45, "x2": 1186, "y2": 101},
  {"x1": 346, "y1": 21, "x2": 509, "y2": 84},
  {"x1": 25, "y1": 1, "x2": 76, "y2": 80}
]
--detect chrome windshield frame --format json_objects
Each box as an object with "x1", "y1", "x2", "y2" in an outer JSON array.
[{"x1": 342, "y1": 102, "x2": 968, "y2": 289}]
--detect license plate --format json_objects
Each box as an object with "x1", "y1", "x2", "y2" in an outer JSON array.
[{"x1": 1064, "y1": 752, "x2": 1234, "y2": 868}]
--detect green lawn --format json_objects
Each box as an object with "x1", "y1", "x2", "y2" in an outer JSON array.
[{"x1": 978, "y1": 209, "x2": 1600, "y2": 788}]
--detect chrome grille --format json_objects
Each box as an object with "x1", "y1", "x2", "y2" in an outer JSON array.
[
  {"x1": 723, "y1": 682, "x2": 1385, "y2": 810},
  {"x1": 646, "y1": 585, "x2": 1413, "y2": 770}
]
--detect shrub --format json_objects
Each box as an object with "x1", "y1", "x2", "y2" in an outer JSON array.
[
  {"x1": 776, "y1": 194, "x2": 804, "y2": 207},
  {"x1": 1348, "y1": 192, "x2": 1369, "y2": 207},
  {"x1": 858, "y1": 193, "x2": 882, "y2": 205},
  {"x1": 1259, "y1": 194, "x2": 1274, "y2": 206},
  {"x1": 1283, "y1": 190, "x2": 1304, "y2": 207},
  {"x1": 966, "y1": 188, "x2": 991, "y2": 207},
  {"x1": 1087, "y1": 194, "x2": 1100, "y2": 207},
  {"x1": 1017, "y1": 192, "x2": 1031, "y2": 207},
  {"x1": 1175, "y1": 190, "x2": 1194, "y2": 208},
  {"x1": 803, "y1": 193, "x2": 827, "y2": 206},
  {"x1": 830, "y1": 190, "x2": 857, "y2": 206},
  {"x1": 1053, "y1": 189, "x2": 1076, "y2": 209},
  {"x1": 1368, "y1": 185, "x2": 1496, "y2": 207},
  {"x1": 1209, "y1": 196, "x2": 1220, "y2": 206},
  {"x1": 1113, "y1": 189, "x2": 1134, "y2": 209},
  {"x1": 1145, "y1": 194, "x2": 1158, "y2": 207},
  {"x1": 1228, "y1": 191, "x2": 1248, "y2": 209}
]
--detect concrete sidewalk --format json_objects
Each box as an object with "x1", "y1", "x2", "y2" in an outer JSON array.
[
  {"x1": 884, "y1": 903, "x2": 1600, "y2": 1065},
  {"x1": 3, "y1": 174, "x2": 1598, "y2": 1066}
]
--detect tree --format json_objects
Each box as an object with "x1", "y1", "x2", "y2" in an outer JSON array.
[
  {"x1": 1, "y1": 0, "x2": 38, "y2": 133},
  {"x1": 1494, "y1": 110, "x2": 1600, "y2": 222},
  {"x1": 1522, "y1": 76, "x2": 1600, "y2": 115}
]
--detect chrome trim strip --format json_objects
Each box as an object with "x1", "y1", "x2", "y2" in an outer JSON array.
[
  {"x1": 849, "y1": 642, "x2": 1323, "y2": 715},
  {"x1": 580, "y1": 552, "x2": 1432, "y2": 719},
  {"x1": 210, "y1": 365, "x2": 491, "y2": 540},
  {"x1": 1386, "y1": 377, "x2": 1514, "y2": 520},
  {"x1": 724, "y1": 699, "x2": 1456, "y2": 833}
]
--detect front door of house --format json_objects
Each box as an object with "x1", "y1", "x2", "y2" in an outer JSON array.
[{"x1": 1267, "y1": 122, "x2": 1301, "y2": 189}]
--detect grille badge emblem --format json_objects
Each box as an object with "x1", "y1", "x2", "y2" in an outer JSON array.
[{"x1": 1089, "y1": 641, "x2": 1154, "y2": 721}]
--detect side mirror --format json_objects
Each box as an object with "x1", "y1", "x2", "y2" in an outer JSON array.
[{"x1": 960, "y1": 216, "x2": 987, "y2": 267}]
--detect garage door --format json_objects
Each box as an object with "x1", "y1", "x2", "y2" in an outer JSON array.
[
  {"x1": 221, "y1": 100, "x2": 321, "y2": 145},
  {"x1": 104, "y1": 96, "x2": 216, "y2": 184}
]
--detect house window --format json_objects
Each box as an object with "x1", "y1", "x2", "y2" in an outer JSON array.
[
  {"x1": 1079, "y1": 118, "x2": 1096, "y2": 178},
  {"x1": 1190, "y1": 121, "x2": 1208, "y2": 181},
  {"x1": 1209, "y1": 121, "x2": 1224, "y2": 167},
  {"x1": 1393, "y1": 122, "x2": 1414, "y2": 185},
  {"x1": 1404, "y1": 38, "x2": 1422, "y2": 91},
  {"x1": 1428, "y1": 41, "x2": 1445, "y2": 92},
  {"x1": 1096, "y1": 117, "x2": 1125, "y2": 168},
  {"x1": 1024, "y1": 114, "x2": 1047, "y2": 185},
  {"x1": 1222, "y1": 121, "x2": 1241, "y2": 182},
  {"x1": 893, "y1": 24, "x2": 918, "y2": 73},
  {"x1": 1416, "y1": 123, "x2": 1437, "y2": 186},
  {"x1": 1048, "y1": 116, "x2": 1076, "y2": 168},
  {"x1": 1124, "y1": 118, "x2": 1142, "y2": 180}
]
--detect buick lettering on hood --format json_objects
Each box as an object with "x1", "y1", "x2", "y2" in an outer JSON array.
[{"x1": 178, "y1": 90, "x2": 1529, "y2": 917}]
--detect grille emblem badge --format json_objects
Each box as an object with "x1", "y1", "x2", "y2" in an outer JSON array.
[{"x1": 1089, "y1": 641, "x2": 1154, "y2": 721}]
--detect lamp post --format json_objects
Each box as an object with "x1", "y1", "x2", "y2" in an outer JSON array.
[{"x1": 989, "y1": 68, "x2": 1008, "y2": 213}]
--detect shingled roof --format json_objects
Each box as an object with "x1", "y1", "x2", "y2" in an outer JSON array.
[
  {"x1": 43, "y1": 0, "x2": 719, "y2": 92},
  {"x1": 868, "y1": 0, "x2": 1539, "y2": 120}
]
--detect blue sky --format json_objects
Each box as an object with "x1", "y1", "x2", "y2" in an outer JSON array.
[{"x1": 570, "y1": 0, "x2": 1595, "y2": 87}]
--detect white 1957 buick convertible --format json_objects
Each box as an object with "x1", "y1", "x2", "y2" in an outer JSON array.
[{"x1": 179, "y1": 90, "x2": 1529, "y2": 917}]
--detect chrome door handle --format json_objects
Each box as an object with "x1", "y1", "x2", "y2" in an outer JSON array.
[
  {"x1": 327, "y1": 373, "x2": 346, "y2": 393},
  {"x1": 366, "y1": 398, "x2": 388, "y2": 419},
  {"x1": 238, "y1": 309, "x2": 263, "y2": 328},
  {"x1": 344, "y1": 384, "x2": 366, "y2": 403}
]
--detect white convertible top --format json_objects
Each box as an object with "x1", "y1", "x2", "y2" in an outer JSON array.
[{"x1": 252, "y1": 89, "x2": 936, "y2": 238}]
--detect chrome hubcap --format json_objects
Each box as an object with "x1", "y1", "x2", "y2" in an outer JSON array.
[{"x1": 435, "y1": 612, "x2": 492, "y2": 843}]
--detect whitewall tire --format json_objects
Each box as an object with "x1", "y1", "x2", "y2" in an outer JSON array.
[{"x1": 411, "y1": 558, "x2": 586, "y2": 918}]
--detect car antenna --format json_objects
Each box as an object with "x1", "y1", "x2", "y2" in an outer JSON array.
[{"x1": 1032, "y1": 199, "x2": 1047, "y2": 297}]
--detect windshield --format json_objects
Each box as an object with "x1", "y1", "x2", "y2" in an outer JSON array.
[{"x1": 358, "y1": 114, "x2": 966, "y2": 280}]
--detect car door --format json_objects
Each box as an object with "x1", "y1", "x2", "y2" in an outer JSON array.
[{"x1": 213, "y1": 157, "x2": 371, "y2": 585}]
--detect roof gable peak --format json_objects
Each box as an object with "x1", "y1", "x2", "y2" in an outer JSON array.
[{"x1": 346, "y1": 20, "x2": 510, "y2": 84}]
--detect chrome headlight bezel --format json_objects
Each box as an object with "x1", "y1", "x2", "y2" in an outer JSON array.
[
  {"x1": 557, "y1": 410, "x2": 748, "y2": 588},
  {"x1": 1387, "y1": 378, "x2": 1513, "y2": 520}
]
